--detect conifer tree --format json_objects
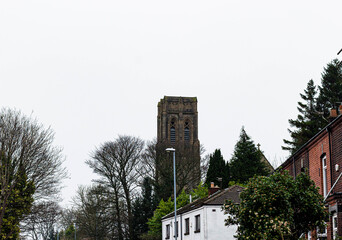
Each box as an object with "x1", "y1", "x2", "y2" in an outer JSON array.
[
  {"x1": 132, "y1": 177, "x2": 156, "y2": 239},
  {"x1": 229, "y1": 127, "x2": 269, "y2": 183},
  {"x1": 317, "y1": 59, "x2": 342, "y2": 118},
  {"x1": 0, "y1": 161, "x2": 35, "y2": 239},
  {"x1": 282, "y1": 79, "x2": 323, "y2": 153},
  {"x1": 205, "y1": 149, "x2": 230, "y2": 188},
  {"x1": 283, "y1": 59, "x2": 342, "y2": 155}
]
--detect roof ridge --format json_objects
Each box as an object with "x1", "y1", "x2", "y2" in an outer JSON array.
[
  {"x1": 204, "y1": 185, "x2": 242, "y2": 204},
  {"x1": 161, "y1": 185, "x2": 244, "y2": 220}
]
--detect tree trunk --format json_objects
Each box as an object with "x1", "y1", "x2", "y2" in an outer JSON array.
[
  {"x1": 113, "y1": 188, "x2": 124, "y2": 240},
  {"x1": 122, "y1": 180, "x2": 133, "y2": 240}
]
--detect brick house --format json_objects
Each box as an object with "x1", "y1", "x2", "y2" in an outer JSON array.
[{"x1": 280, "y1": 110, "x2": 342, "y2": 239}]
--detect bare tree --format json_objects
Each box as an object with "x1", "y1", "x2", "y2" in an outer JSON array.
[
  {"x1": 141, "y1": 141, "x2": 208, "y2": 201},
  {"x1": 21, "y1": 201, "x2": 61, "y2": 240},
  {"x1": 0, "y1": 108, "x2": 67, "y2": 236},
  {"x1": 198, "y1": 144, "x2": 209, "y2": 182},
  {"x1": 0, "y1": 108, "x2": 67, "y2": 199},
  {"x1": 139, "y1": 139, "x2": 157, "y2": 185},
  {"x1": 86, "y1": 135, "x2": 144, "y2": 240},
  {"x1": 72, "y1": 185, "x2": 113, "y2": 240},
  {"x1": 60, "y1": 208, "x2": 77, "y2": 232},
  {"x1": 154, "y1": 141, "x2": 203, "y2": 200}
]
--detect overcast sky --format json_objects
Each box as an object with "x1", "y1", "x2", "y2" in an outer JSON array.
[{"x1": 1, "y1": 0, "x2": 341, "y2": 206}]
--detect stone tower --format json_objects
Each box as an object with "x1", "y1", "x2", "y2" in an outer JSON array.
[{"x1": 156, "y1": 96, "x2": 200, "y2": 199}]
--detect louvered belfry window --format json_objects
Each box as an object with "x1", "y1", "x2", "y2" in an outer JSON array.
[
  {"x1": 184, "y1": 121, "x2": 190, "y2": 142},
  {"x1": 170, "y1": 119, "x2": 176, "y2": 143}
]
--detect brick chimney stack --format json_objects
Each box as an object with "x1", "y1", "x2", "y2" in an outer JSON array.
[
  {"x1": 208, "y1": 182, "x2": 220, "y2": 196},
  {"x1": 329, "y1": 105, "x2": 342, "y2": 120},
  {"x1": 330, "y1": 108, "x2": 338, "y2": 118}
]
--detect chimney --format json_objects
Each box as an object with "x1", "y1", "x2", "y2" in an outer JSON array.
[
  {"x1": 208, "y1": 182, "x2": 220, "y2": 196},
  {"x1": 329, "y1": 105, "x2": 342, "y2": 121},
  {"x1": 329, "y1": 108, "x2": 338, "y2": 122},
  {"x1": 330, "y1": 108, "x2": 338, "y2": 118}
]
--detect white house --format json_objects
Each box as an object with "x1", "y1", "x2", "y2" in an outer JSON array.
[{"x1": 161, "y1": 185, "x2": 243, "y2": 240}]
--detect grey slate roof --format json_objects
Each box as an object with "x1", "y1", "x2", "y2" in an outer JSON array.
[{"x1": 162, "y1": 185, "x2": 244, "y2": 220}]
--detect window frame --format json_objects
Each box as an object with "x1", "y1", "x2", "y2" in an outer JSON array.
[
  {"x1": 322, "y1": 156, "x2": 327, "y2": 197},
  {"x1": 170, "y1": 119, "x2": 176, "y2": 143},
  {"x1": 194, "y1": 214, "x2": 200, "y2": 233},
  {"x1": 316, "y1": 224, "x2": 327, "y2": 239},
  {"x1": 184, "y1": 120, "x2": 190, "y2": 142},
  {"x1": 184, "y1": 218, "x2": 190, "y2": 235},
  {"x1": 166, "y1": 224, "x2": 170, "y2": 239},
  {"x1": 333, "y1": 213, "x2": 338, "y2": 239},
  {"x1": 176, "y1": 221, "x2": 178, "y2": 237}
]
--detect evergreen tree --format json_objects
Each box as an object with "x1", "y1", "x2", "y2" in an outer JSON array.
[
  {"x1": 132, "y1": 177, "x2": 157, "y2": 239},
  {"x1": 0, "y1": 153, "x2": 35, "y2": 239},
  {"x1": 229, "y1": 127, "x2": 269, "y2": 183},
  {"x1": 64, "y1": 224, "x2": 76, "y2": 240},
  {"x1": 316, "y1": 58, "x2": 342, "y2": 132},
  {"x1": 283, "y1": 60, "x2": 342, "y2": 155},
  {"x1": 317, "y1": 59, "x2": 342, "y2": 117},
  {"x1": 283, "y1": 79, "x2": 323, "y2": 153},
  {"x1": 205, "y1": 149, "x2": 230, "y2": 188}
]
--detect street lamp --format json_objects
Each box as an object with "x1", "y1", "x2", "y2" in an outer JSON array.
[{"x1": 166, "y1": 147, "x2": 177, "y2": 240}]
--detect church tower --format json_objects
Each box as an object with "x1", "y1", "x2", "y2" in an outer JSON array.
[
  {"x1": 156, "y1": 96, "x2": 200, "y2": 198},
  {"x1": 157, "y1": 96, "x2": 199, "y2": 147}
]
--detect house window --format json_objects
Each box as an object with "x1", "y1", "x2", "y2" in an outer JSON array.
[
  {"x1": 184, "y1": 218, "x2": 190, "y2": 235},
  {"x1": 166, "y1": 224, "x2": 170, "y2": 239},
  {"x1": 184, "y1": 121, "x2": 190, "y2": 142},
  {"x1": 176, "y1": 221, "x2": 178, "y2": 237},
  {"x1": 194, "y1": 215, "x2": 200, "y2": 233},
  {"x1": 170, "y1": 120, "x2": 176, "y2": 143},
  {"x1": 333, "y1": 213, "x2": 338, "y2": 239},
  {"x1": 301, "y1": 158, "x2": 305, "y2": 172},
  {"x1": 322, "y1": 156, "x2": 327, "y2": 197},
  {"x1": 317, "y1": 225, "x2": 327, "y2": 239}
]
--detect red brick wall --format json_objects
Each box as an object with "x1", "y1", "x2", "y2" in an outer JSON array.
[
  {"x1": 331, "y1": 123, "x2": 342, "y2": 193},
  {"x1": 338, "y1": 211, "x2": 342, "y2": 238},
  {"x1": 279, "y1": 118, "x2": 342, "y2": 240},
  {"x1": 281, "y1": 132, "x2": 331, "y2": 196},
  {"x1": 307, "y1": 133, "x2": 331, "y2": 196}
]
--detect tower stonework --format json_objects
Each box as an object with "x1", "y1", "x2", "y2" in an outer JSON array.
[
  {"x1": 157, "y1": 96, "x2": 199, "y2": 146},
  {"x1": 156, "y1": 96, "x2": 200, "y2": 198}
]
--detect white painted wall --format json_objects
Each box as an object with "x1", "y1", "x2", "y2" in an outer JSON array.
[{"x1": 162, "y1": 205, "x2": 237, "y2": 240}]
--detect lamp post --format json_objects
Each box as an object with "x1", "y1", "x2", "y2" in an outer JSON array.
[{"x1": 166, "y1": 147, "x2": 177, "y2": 240}]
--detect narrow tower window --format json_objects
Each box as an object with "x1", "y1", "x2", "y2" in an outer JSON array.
[
  {"x1": 170, "y1": 120, "x2": 176, "y2": 143},
  {"x1": 184, "y1": 121, "x2": 190, "y2": 142}
]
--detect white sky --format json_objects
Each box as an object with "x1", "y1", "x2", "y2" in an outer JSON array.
[{"x1": 1, "y1": 0, "x2": 341, "y2": 206}]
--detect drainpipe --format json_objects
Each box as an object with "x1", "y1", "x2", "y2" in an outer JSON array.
[
  {"x1": 180, "y1": 214, "x2": 183, "y2": 240},
  {"x1": 293, "y1": 157, "x2": 296, "y2": 177}
]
